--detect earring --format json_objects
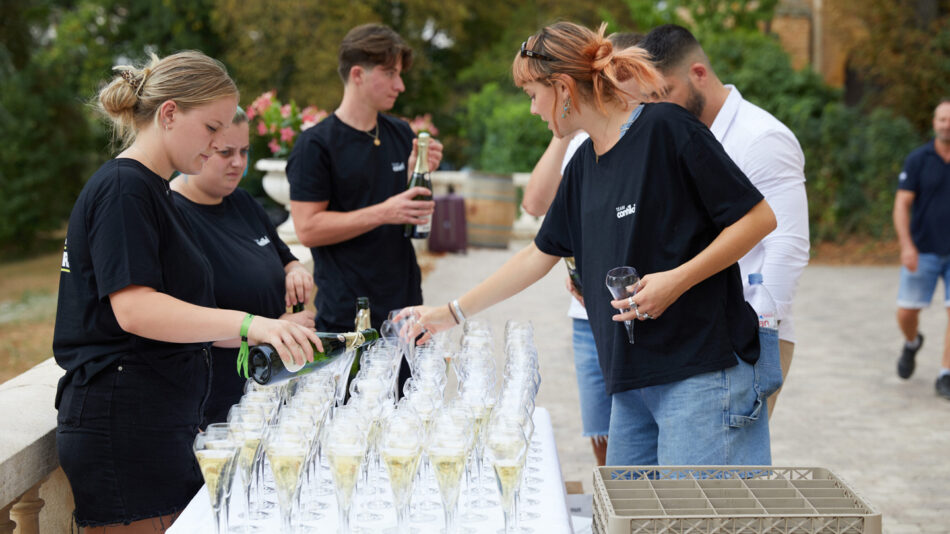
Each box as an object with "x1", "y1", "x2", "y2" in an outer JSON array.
[{"x1": 561, "y1": 97, "x2": 571, "y2": 119}]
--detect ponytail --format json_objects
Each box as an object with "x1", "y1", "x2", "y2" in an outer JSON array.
[{"x1": 513, "y1": 22, "x2": 662, "y2": 116}]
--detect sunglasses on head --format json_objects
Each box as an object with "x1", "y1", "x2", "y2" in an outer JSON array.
[{"x1": 520, "y1": 40, "x2": 556, "y2": 62}]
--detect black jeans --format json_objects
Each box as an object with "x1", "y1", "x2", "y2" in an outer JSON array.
[{"x1": 56, "y1": 349, "x2": 211, "y2": 527}]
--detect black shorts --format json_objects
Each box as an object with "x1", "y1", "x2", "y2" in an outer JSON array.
[{"x1": 56, "y1": 349, "x2": 211, "y2": 527}]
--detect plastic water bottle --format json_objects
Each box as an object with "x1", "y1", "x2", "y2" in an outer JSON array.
[{"x1": 746, "y1": 273, "x2": 778, "y2": 330}]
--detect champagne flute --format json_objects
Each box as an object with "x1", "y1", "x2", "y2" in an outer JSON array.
[
  {"x1": 380, "y1": 409, "x2": 426, "y2": 534},
  {"x1": 605, "y1": 266, "x2": 640, "y2": 344},
  {"x1": 427, "y1": 415, "x2": 472, "y2": 534},
  {"x1": 194, "y1": 425, "x2": 240, "y2": 534},
  {"x1": 263, "y1": 423, "x2": 308, "y2": 534},
  {"x1": 324, "y1": 413, "x2": 367, "y2": 534},
  {"x1": 484, "y1": 416, "x2": 528, "y2": 534}
]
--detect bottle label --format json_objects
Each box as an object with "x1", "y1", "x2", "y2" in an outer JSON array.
[{"x1": 417, "y1": 215, "x2": 432, "y2": 234}]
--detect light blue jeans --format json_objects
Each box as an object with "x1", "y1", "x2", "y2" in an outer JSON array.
[
  {"x1": 572, "y1": 319, "x2": 611, "y2": 437},
  {"x1": 605, "y1": 351, "x2": 772, "y2": 466},
  {"x1": 897, "y1": 252, "x2": 950, "y2": 308}
]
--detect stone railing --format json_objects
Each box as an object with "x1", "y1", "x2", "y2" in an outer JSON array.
[{"x1": 0, "y1": 359, "x2": 74, "y2": 533}]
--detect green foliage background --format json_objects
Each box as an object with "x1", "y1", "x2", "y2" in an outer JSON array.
[{"x1": 1, "y1": 0, "x2": 947, "y2": 254}]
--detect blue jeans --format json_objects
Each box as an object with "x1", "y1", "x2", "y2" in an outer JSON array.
[
  {"x1": 897, "y1": 252, "x2": 950, "y2": 308},
  {"x1": 572, "y1": 319, "x2": 611, "y2": 437},
  {"x1": 605, "y1": 354, "x2": 771, "y2": 466}
]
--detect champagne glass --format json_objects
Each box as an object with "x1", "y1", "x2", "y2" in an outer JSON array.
[
  {"x1": 380, "y1": 409, "x2": 426, "y2": 534},
  {"x1": 484, "y1": 417, "x2": 528, "y2": 534},
  {"x1": 324, "y1": 412, "x2": 367, "y2": 534},
  {"x1": 263, "y1": 423, "x2": 309, "y2": 533},
  {"x1": 194, "y1": 424, "x2": 240, "y2": 534},
  {"x1": 427, "y1": 415, "x2": 472, "y2": 534},
  {"x1": 605, "y1": 266, "x2": 640, "y2": 344},
  {"x1": 228, "y1": 404, "x2": 267, "y2": 530}
]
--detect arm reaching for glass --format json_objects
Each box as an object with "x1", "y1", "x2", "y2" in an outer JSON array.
[{"x1": 403, "y1": 243, "x2": 560, "y2": 343}]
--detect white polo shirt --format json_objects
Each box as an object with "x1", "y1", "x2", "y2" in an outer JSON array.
[{"x1": 563, "y1": 87, "x2": 809, "y2": 343}]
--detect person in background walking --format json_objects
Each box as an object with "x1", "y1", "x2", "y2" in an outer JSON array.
[{"x1": 893, "y1": 98, "x2": 950, "y2": 400}]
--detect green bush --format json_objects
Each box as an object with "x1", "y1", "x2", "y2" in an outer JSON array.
[
  {"x1": 0, "y1": 52, "x2": 94, "y2": 254},
  {"x1": 702, "y1": 30, "x2": 922, "y2": 241},
  {"x1": 461, "y1": 83, "x2": 551, "y2": 173}
]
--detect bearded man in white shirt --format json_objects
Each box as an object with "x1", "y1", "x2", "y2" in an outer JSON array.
[{"x1": 641, "y1": 24, "x2": 810, "y2": 417}]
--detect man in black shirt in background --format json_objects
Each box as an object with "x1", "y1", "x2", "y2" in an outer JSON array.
[{"x1": 288, "y1": 24, "x2": 443, "y2": 334}]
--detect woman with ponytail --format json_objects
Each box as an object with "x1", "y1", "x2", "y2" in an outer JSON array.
[
  {"x1": 410, "y1": 22, "x2": 777, "y2": 466},
  {"x1": 53, "y1": 51, "x2": 321, "y2": 532}
]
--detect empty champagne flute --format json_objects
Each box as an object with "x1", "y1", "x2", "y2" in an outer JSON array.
[
  {"x1": 194, "y1": 424, "x2": 240, "y2": 534},
  {"x1": 605, "y1": 266, "x2": 640, "y2": 344}
]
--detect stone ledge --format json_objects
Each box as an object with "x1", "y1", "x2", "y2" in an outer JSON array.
[{"x1": 0, "y1": 358, "x2": 63, "y2": 506}]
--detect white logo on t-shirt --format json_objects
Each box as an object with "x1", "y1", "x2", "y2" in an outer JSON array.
[
  {"x1": 899, "y1": 171, "x2": 907, "y2": 181},
  {"x1": 615, "y1": 203, "x2": 636, "y2": 219},
  {"x1": 61, "y1": 238, "x2": 70, "y2": 272},
  {"x1": 392, "y1": 162, "x2": 406, "y2": 172},
  {"x1": 255, "y1": 236, "x2": 271, "y2": 247}
]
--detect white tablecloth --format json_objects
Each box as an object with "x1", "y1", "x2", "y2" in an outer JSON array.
[{"x1": 170, "y1": 407, "x2": 572, "y2": 533}]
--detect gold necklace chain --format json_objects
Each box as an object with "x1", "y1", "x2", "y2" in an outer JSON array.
[{"x1": 362, "y1": 124, "x2": 381, "y2": 146}]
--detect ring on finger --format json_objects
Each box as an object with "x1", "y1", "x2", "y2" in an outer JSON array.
[
  {"x1": 627, "y1": 296, "x2": 636, "y2": 309},
  {"x1": 635, "y1": 309, "x2": 643, "y2": 320},
  {"x1": 642, "y1": 313, "x2": 653, "y2": 320}
]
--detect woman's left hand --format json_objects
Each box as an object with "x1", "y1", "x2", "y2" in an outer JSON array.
[
  {"x1": 285, "y1": 266, "x2": 315, "y2": 309},
  {"x1": 610, "y1": 269, "x2": 686, "y2": 322}
]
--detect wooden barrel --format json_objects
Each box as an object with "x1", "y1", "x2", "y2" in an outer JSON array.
[{"x1": 462, "y1": 172, "x2": 517, "y2": 249}]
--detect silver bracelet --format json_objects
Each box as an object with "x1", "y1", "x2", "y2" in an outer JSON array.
[{"x1": 450, "y1": 299, "x2": 467, "y2": 322}]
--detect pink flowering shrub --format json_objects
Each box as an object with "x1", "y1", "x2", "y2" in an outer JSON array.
[{"x1": 247, "y1": 91, "x2": 328, "y2": 158}]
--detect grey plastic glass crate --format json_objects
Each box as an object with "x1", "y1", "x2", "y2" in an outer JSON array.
[{"x1": 592, "y1": 466, "x2": 881, "y2": 534}]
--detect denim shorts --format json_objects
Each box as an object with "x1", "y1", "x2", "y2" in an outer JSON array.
[
  {"x1": 572, "y1": 319, "x2": 611, "y2": 437},
  {"x1": 56, "y1": 349, "x2": 211, "y2": 527},
  {"x1": 605, "y1": 354, "x2": 771, "y2": 466},
  {"x1": 897, "y1": 252, "x2": 950, "y2": 308}
]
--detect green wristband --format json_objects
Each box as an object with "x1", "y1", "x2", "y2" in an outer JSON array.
[{"x1": 236, "y1": 314, "x2": 254, "y2": 379}]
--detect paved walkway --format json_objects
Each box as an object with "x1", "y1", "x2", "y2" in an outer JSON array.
[{"x1": 421, "y1": 242, "x2": 949, "y2": 533}]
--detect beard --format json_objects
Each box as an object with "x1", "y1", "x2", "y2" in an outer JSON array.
[{"x1": 685, "y1": 82, "x2": 706, "y2": 119}]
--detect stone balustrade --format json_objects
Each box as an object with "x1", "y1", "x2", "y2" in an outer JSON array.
[{"x1": 0, "y1": 359, "x2": 74, "y2": 533}]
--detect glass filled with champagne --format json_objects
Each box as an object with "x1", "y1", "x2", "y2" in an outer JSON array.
[
  {"x1": 263, "y1": 423, "x2": 309, "y2": 533},
  {"x1": 485, "y1": 416, "x2": 528, "y2": 534},
  {"x1": 426, "y1": 414, "x2": 473, "y2": 534},
  {"x1": 323, "y1": 413, "x2": 368, "y2": 534},
  {"x1": 193, "y1": 424, "x2": 240, "y2": 534},
  {"x1": 380, "y1": 408, "x2": 426, "y2": 533}
]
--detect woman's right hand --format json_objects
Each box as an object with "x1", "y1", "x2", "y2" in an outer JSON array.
[
  {"x1": 396, "y1": 305, "x2": 456, "y2": 345},
  {"x1": 246, "y1": 316, "x2": 323, "y2": 367}
]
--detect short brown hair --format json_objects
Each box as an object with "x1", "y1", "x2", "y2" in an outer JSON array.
[{"x1": 338, "y1": 24, "x2": 413, "y2": 83}]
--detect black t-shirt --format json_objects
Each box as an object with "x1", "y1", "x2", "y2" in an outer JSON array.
[
  {"x1": 173, "y1": 187, "x2": 297, "y2": 422},
  {"x1": 534, "y1": 103, "x2": 763, "y2": 395},
  {"x1": 897, "y1": 141, "x2": 950, "y2": 255},
  {"x1": 287, "y1": 113, "x2": 422, "y2": 331},
  {"x1": 53, "y1": 159, "x2": 216, "y2": 406}
]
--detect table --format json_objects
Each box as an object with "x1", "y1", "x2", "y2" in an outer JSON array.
[{"x1": 169, "y1": 407, "x2": 572, "y2": 533}]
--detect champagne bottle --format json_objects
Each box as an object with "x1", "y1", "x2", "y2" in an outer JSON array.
[
  {"x1": 404, "y1": 132, "x2": 433, "y2": 239},
  {"x1": 248, "y1": 328, "x2": 380, "y2": 385},
  {"x1": 564, "y1": 257, "x2": 583, "y2": 296},
  {"x1": 344, "y1": 297, "x2": 373, "y2": 394}
]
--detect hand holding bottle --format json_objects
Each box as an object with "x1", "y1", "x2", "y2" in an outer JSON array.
[
  {"x1": 246, "y1": 316, "x2": 323, "y2": 368},
  {"x1": 377, "y1": 186, "x2": 434, "y2": 225},
  {"x1": 407, "y1": 135, "x2": 443, "y2": 178}
]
